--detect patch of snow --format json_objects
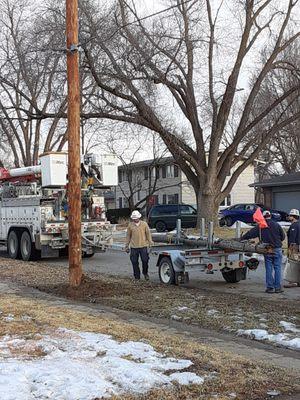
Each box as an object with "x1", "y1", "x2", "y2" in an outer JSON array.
[
  {"x1": 237, "y1": 329, "x2": 300, "y2": 350},
  {"x1": 177, "y1": 306, "x2": 189, "y2": 312},
  {"x1": 229, "y1": 222, "x2": 253, "y2": 229},
  {"x1": 279, "y1": 321, "x2": 300, "y2": 334},
  {"x1": 169, "y1": 372, "x2": 204, "y2": 385},
  {"x1": 267, "y1": 390, "x2": 281, "y2": 396},
  {"x1": 3, "y1": 314, "x2": 14, "y2": 322},
  {"x1": 21, "y1": 315, "x2": 32, "y2": 322},
  {"x1": 0, "y1": 328, "x2": 205, "y2": 400},
  {"x1": 259, "y1": 323, "x2": 268, "y2": 329},
  {"x1": 171, "y1": 315, "x2": 182, "y2": 321},
  {"x1": 207, "y1": 309, "x2": 219, "y2": 316}
]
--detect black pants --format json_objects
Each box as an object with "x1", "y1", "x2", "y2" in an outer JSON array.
[{"x1": 130, "y1": 247, "x2": 149, "y2": 279}]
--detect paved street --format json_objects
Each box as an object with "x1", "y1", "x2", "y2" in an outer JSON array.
[{"x1": 36, "y1": 248, "x2": 299, "y2": 301}]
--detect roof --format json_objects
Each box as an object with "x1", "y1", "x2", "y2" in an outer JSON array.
[
  {"x1": 250, "y1": 172, "x2": 300, "y2": 188},
  {"x1": 118, "y1": 157, "x2": 174, "y2": 170},
  {"x1": 119, "y1": 153, "x2": 259, "y2": 170}
]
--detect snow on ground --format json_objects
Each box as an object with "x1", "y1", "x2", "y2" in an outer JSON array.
[
  {"x1": 280, "y1": 321, "x2": 300, "y2": 334},
  {"x1": 237, "y1": 328, "x2": 300, "y2": 350},
  {"x1": 229, "y1": 222, "x2": 253, "y2": 229},
  {"x1": 0, "y1": 328, "x2": 204, "y2": 400}
]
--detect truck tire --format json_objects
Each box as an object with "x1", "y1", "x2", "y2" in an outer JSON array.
[
  {"x1": 221, "y1": 267, "x2": 247, "y2": 283},
  {"x1": 158, "y1": 256, "x2": 176, "y2": 285},
  {"x1": 7, "y1": 230, "x2": 20, "y2": 259},
  {"x1": 20, "y1": 231, "x2": 40, "y2": 261},
  {"x1": 155, "y1": 221, "x2": 167, "y2": 232}
]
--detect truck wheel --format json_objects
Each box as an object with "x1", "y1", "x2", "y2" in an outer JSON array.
[
  {"x1": 7, "y1": 231, "x2": 20, "y2": 259},
  {"x1": 221, "y1": 267, "x2": 247, "y2": 283},
  {"x1": 158, "y1": 257, "x2": 176, "y2": 285},
  {"x1": 20, "y1": 231, "x2": 39, "y2": 261},
  {"x1": 155, "y1": 221, "x2": 167, "y2": 232}
]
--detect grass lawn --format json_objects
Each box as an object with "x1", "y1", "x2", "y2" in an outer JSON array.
[{"x1": 0, "y1": 291, "x2": 299, "y2": 400}]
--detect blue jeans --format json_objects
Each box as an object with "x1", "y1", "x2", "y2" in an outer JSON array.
[
  {"x1": 130, "y1": 247, "x2": 149, "y2": 279},
  {"x1": 264, "y1": 248, "x2": 282, "y2": 289}
]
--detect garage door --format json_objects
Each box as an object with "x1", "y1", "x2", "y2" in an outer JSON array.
[{"x1": 273, "y1": 191, "x2": 300, "y2": 213}]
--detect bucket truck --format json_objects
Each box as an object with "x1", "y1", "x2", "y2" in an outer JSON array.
[{"x1": 0, "y1": 152, "x2": 118, "y2": 261}]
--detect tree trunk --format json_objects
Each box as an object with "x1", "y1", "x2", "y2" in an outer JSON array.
[{"x1": 195, "y1": 189, "x2": 219, "y2": 227}]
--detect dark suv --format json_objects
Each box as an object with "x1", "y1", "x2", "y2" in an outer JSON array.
[{"x1": 148, "y1": 204, "x2": 197, "y2": 232}]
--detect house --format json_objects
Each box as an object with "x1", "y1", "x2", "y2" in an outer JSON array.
[
  {"x1": 115, "y1": 157, "x2": 255, "y2": 209},
  {"x1": 250, "y1": 172, "x2": 300, "y2": 212}
]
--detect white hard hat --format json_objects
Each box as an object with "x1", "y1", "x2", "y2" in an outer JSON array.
[
  {"x1": 263, "y1": 210, "x2": 271, "y2": 217},
  {"x1": 289, "y1": 209, "x2": 300, "y2": 217},
  {"x1": 131, "y1": 210, "x2": 142, "y2": 219}
]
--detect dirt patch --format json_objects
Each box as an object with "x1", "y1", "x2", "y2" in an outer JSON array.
[{"x1": 0, "y1": 257, "x2": 299, "y2": 341}]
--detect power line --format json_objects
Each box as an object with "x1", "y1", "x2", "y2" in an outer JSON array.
[{"x1": 83, "y1": 0, "x2": 194, "y2": 45}]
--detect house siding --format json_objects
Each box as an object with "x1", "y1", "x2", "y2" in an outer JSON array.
[{"x1": 115, "y1": 159, "x2": 255, "y2": 209}]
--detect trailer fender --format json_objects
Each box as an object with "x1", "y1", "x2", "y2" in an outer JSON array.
[{"x1": 156, "y1": 250, "x2": 185, "y2": 273}]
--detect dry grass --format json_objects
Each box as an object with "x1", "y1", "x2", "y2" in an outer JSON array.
[
  {"x1": 0, "y1": 293, "x2": 299, "y2": 400},
  {"x1": 0, "y1": 257, "x2": 298, "y2": 336}
]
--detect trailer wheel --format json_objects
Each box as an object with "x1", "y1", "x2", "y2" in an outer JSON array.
[
  {"x1": 221, "y1": 267, "x2": 247, "y2": 283},
  {"x1": 158, "y1": 257, "x2": 176, "y2": 285},
  {"x1": 20, "y1": 231, "x2": 40, "y2": 261},
  {"x1": 7, "y1": 230, "x2": 20, "y2": 259}
]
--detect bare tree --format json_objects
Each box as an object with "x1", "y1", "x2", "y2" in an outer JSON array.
[
  {"x1": 6, "y1": 0, "x2": 300, "y2": 222},
  {"x1": 251, "y1": 41, "x2": 300, "y2": 175}
]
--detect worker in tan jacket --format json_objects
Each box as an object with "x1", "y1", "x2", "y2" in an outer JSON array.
[{"x1": 125, "y1": 210, "x2": 153, "y2": 280}]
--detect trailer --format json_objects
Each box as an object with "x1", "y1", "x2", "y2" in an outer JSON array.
[
  {"x1": 149, "y1": 220, "x2": 266, "y2": 285},
  {"x1": 0, "y1": 152, "x2": 118, "y2": 261}
]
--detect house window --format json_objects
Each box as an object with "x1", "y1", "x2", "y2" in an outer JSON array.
[
  {"x1": 118, "y1": 197, "x2": 123, "y2": 208},
  {"x1": 118, "y1": 170, "x2": 123, "y2": 183},
  {"x1": 174, "y1": 165, "x2": 179, "y2": 178},
  {"x1": 128, "y1": 170, "x2": 132, "y2": 182},
  {"x1": 166, "y1": 165, "x2": 173, "y2": 178},
  {"x1": 162, "y1": 194, "x2": 167, "y2": 204},
  {"x1": 167, "y1": 194, "x2": 178, "y2": 204},
  {"x1": 155, "y1": 166, "x2": 160, "y2": 179},
  {"x1": 144, "y1": 167, "x2": 149, "y2": 180},
  {"x1": 162, "y1": 166, "x2": 166, "y2": 178},
  {"x1": 220, "y1": 194, "x2": 231, "y2": 207}
]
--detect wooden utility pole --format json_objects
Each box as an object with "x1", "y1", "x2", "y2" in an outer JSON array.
[{"x1": 66, "y1": 0, "x2": 82, "y2": 287}]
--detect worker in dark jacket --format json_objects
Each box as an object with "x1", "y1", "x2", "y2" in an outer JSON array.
[
  {"x1": 241, "y1": 210, "x2": 285, "y2": 293},
  {"x1": 284, "y1": 209, "x2": 300, "y2": 288}
]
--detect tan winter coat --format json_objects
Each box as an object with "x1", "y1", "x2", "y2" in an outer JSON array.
[{"x1": 126, "y1": 221, "x2": 153, "y2": 249}]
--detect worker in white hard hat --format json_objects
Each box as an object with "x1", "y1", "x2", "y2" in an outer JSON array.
[
  {"x1": 284, "y1": 209, "x2": 300, "y2": 288},
  {"x1": 125, "y1": 210, "x2": 153, "y2": 280}
]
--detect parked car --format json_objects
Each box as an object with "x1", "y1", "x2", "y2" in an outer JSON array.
[
  {"x1": 148, "y1": 204, "x2": 197, "y2": 232},
  {"x1": 219, "y1": 203, "x2": 288, "y2": 227}
]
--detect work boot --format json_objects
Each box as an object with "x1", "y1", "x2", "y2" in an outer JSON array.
[
  {"x1": 275, "y1": 287, "x2": 284, "y2": 293},
  {"x1": 265, "y1": 288, "x2": 274, "y2": 293},
  {"x1": 144, "y1": 274, "x2": 150, "y2": 281}
]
